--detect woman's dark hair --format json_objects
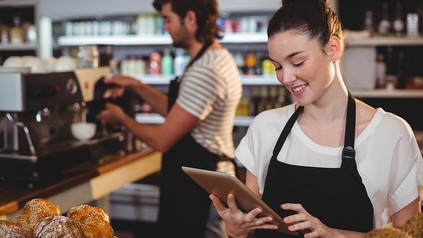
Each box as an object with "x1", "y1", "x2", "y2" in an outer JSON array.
[
  {"x1": 153, "y1": 0, "x2": 222, "y2": 43},
  {"x1": 267, "y1": 0, "x2": 343, "y2": 48}
]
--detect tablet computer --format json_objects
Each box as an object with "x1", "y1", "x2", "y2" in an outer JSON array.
[{"x1": 182, "y1": 166, "x2": 297, "y2": 235}]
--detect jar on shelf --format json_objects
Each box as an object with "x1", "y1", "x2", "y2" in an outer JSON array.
[
  {"x1": 0, "y1": 24, "x2": 9, "y2": 44},
  {"x1": 9, "y1": 16, "x2": 24, "y2": 44}
]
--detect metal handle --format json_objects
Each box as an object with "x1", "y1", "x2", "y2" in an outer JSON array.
[{"x1": 5, "y1": 113, "x2": 36, "y2": 156}]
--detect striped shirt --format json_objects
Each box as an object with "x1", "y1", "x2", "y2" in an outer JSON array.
[{"x1": 177, "y1": 48, "x2": 242, "y2": 158}]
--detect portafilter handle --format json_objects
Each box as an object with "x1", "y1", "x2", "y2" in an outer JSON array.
[{"x1": 5, "y1": 113, "x2": 36, "y2": 156}]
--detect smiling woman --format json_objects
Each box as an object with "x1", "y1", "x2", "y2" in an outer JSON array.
[{"x1": 210, "y1": 0, "x2": 422, "y2": 237}]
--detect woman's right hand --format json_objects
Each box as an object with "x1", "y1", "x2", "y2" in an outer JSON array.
[
  {"x1": 210, "y1": 193, "x2": 278, "y2": 238},
  {"x1": 105, "y1": 74, "x2": 140, "y2": 98}
]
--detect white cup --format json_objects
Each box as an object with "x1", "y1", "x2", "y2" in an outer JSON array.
[{"x1": 71, "y1": 122, "x2": 96, "y2": 141}]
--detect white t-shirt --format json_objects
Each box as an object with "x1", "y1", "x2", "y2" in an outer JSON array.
[{"x1": 236, "y1": 104, "x2": 422, "y2": 228}]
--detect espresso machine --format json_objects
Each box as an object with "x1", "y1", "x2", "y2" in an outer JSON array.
[{"x1": 0, "y1": 67, "x2": 130, "y2": 182}]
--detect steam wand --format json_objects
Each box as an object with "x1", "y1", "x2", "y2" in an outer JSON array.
[{"x1": 5, "y1": 113, "x2": 36, "y2": 156}]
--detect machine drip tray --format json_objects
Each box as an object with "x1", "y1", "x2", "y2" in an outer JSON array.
[{"x1": 0, "y1": 132, "x2": 127, "y2": 182}]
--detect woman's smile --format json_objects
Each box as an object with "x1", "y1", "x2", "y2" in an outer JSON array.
[{"x1": 290, "y1": 83, "x2": 308, "y2": 96}]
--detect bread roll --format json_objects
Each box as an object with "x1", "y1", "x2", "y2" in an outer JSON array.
[
  {"x1": 12, "y1": 198, "x2": 61, "y2": 233},
  {"x1": 33, "y1": 215, "x2": 85, "y2": 238},
  {"x1": 67, "y1": 205, "x2": 114, "y2": 238},
  {"x1": 364, "y1": 227, "x2": 412, "y2": 238},
  {"x1": 0, "y1": 220, "x2": 31, "y2": 238},
  {"x1": 401, "y1": 212, "x2": 423, "y2": 238},
  {"x1": 22, "y1": 198, "x2": 61, "y2": 216}
]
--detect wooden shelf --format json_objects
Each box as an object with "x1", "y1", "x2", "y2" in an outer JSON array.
[
  {"x1": 57, "y1": 33, "x2": 268, "y2": 46},
  {"x1": 0, "y1": 0, "x2": 35, "y2": 7},
  {"x1": 58, "y1": 34, "x2": 423, "y2": 47},
  {"x1": 0, "y1": 42, "x2": 37, "y2": 51},
  {"x1": 135, "y1": 113, "x2": 254, "y2": 126},
  {"x1": 345, "y1": 36, "x2": 423, "y2": 47},
  {"x1": 137, "y1": 75, "x2": 279, "y2": 86},
  {"x1": 351, "y1": 89, "x2": 423, "y2": 98}
]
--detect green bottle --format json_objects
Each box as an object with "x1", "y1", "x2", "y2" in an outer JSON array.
[{"x1": 161, "y1": 48, "x2": 174, "y2": 76}]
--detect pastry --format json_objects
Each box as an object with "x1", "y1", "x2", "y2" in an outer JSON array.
[
  {"x1": 401, "y1": 212, "x2": 423, "y2": 237},
  {"x1": 12, "y1": 198, "x2": 61, "y2": 233},
  {"x1": 67, "y1": 205, "x2": 114, "y2": 238},
  {"x1": 33, "y1": 215, "x2": 85, "y2": 238},
  {"x1": 364, "y1": 227, "x2": 412, "y2": 238},
  {"x1": 0, "y1": 220, "x2": 31, "y2": 238}
]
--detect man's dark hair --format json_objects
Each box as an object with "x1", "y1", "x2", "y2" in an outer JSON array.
[{"x1": 153, "y1": 0, "x2": 222, "y2": 43}]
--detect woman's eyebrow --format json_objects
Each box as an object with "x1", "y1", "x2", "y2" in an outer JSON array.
[{"x1": 268, "y1": 51, "x2": 304, "y2": 63}]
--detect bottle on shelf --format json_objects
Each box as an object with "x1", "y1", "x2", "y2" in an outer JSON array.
[
  {"x1": 255, "y1": 52, "x2": 264, "y2": 76},
  {"x1": 161, "y1": 48, "x2": 174, "y2": 76},
  {"x1": 262, "y1": 57, "x2": 275, "y2": 77},
  {"x1": 236, "y1": 98, "x2": 250, "y2": 116},
  {"x1": 363, "y1": 10, "x2": 375, "y2": 35},
  {"x1": 375, "y1": 53, "x2": 387, "y2": 89},
  {"x1": 250, "y1": 86, "x2": 261, "y2": 116},
  {"x1": 393, "y1": 2, "x2": 405, "y2": 36},
  {"x1": 385, "y1": 46, "x2": 396, "y2": 76},
  {"x1": 244, "y1": 52, "x2": 257, "y2": 75},
  {"x1": 396, "y1": 50, "x2": 406, "y2": 89},
  {"x1": 120, "y1": 55, "x2": 146, "y2": 76},
  {"x1": 233, "y1": 51, "x2": 245, "y2": 74},
  {"x1": 148, "y1": 51, "x2": 162, "y2": 75},
  {"x1": 378, "y1": 2, "x2": 391, "y2": 35},
  {"x1": 9, "y1": 16, "x2": 24, "y2": 44},
  {"x1": 258, "y1": 86, "x2": 269, "y2": 113},
  {"x1": 174, "y1": 48, "x2": 185, "y2": 76},
  {"x1": 0, "y1": 23, "x2": 9, "y2": 44},
  {"x1": 406, "y1": 13, "x2": 419, "y2": 36},
  {"x1": 267, "y1": 86, "x2": 278, "y2": 110},
  {"x1": 384, "y1": 47, "x2": 398, "y2": 91},
  {"x1": 275, "y1": 86, "x2": 288, "y2": 108}
]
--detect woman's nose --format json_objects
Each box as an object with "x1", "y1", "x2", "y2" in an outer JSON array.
[{"x1": 282, "y1": 70, "x2": 297, "y2": 84}]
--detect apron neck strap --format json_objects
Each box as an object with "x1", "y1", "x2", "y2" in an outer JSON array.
[
  {"x1": 185, "y1": 41, "x2": 213, "y2": 70},
  {"x1": 272, "y1": 92, "x2": 357, "y2": 160},
  {"x1": 272, "y1": 105, "x2": 303, "y2": 157},
  {"x1": 342, "y1": 92, "x2": 356, "y2": 160}
]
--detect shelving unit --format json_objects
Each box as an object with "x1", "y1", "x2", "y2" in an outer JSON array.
[
  {"x1": 0, "y1": 1, "x2": 37, "y2": 63},
  {"x1": 57, "y1": 33, "x2": 268, "y2": 46},
  {"x1": 0, "y1": 0, "x2": 35, "y2": 7},
  {"x1": 138, "y1": 75, "x2": 279, "y2": 86},
  {"x1": 135, "y1": 113, "x2": 254, "y2": 126},
  {"x1": 41, "y1": 0, "x2": 423, "y2": 127},
  {"x1": 57, "y1": 33, "x2": 423, "y2": 47},
  {"x1": 345, "y1": 35, "x2": 423, "y2": 47},
  {"x1": 0, "y1": 42, "x2": 37, "y2": 51}
]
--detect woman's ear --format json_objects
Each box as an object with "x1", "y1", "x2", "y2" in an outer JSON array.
[{"x1": 328, "y1": 36, "x2": 343, "y2": 62}]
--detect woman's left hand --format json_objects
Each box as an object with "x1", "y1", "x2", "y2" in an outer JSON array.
[{"x1": 281, "y1": 203, "x2": 336, "y2": 238}]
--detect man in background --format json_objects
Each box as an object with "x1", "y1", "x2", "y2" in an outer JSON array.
[{"x1": 97, "y1": 0, "x2": 242, "y2": 237}]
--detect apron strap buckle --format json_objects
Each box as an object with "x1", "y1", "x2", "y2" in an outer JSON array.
[{"x1": 342, "y1": 146, "x2": 356, "y2": 160}]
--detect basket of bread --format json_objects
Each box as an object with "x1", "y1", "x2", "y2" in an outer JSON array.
[
  {"x1": 0, "y1": 198, "x2": 115, "y2": 238},
  {"x1": 364, "y1": 213, "x2": 423, "y2": 238}
]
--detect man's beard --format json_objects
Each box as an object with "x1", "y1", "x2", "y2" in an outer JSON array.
[
  {"x1": 172, "y1": 40, "x2": 188, "y2": 49},
  {"x1": 171, "y1": 26, "x2": 190, "y2": 49}
]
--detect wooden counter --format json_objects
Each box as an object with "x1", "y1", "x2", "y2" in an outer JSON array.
[{"x1": 0, "y1": 148, "x2": 161, "y2": 219}]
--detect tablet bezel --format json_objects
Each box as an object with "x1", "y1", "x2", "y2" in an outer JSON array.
[{"x1": 182, "y1": 166, "x2": 298, "y2": 235}]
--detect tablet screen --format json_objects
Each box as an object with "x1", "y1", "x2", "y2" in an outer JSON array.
[{"x1": 182, "y1": 166, "x2": 298, "y2": 235}]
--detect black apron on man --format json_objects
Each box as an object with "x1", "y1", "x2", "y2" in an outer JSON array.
[
  {"x1": 156, "y1": 42, "x2": 219, "y2": 238},
  {"x1": 256, "y1": 93, "x2": 374, "y2": 238}
]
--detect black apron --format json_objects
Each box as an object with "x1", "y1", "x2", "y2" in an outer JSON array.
[
  {"x1": 256, "y1": 93, "x2": 374, "y2": 238},
  {"x1": 156, "y1": 42, "x2": 219, "y2": 238}
]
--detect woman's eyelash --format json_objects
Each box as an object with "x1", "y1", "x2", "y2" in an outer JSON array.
[{"x1": 293, "y1": 61, "x2": 304, "y2": 67}]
